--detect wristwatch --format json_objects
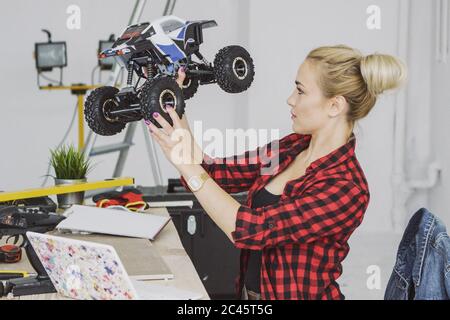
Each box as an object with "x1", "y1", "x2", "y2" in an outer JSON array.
[{"x1": 186, "y1": 172, "x2": 210, "y2": 192}]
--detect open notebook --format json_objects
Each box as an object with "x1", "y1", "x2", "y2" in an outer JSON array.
[{"x1": 57, "y1": 205, "x2": 171, "y2": 240}]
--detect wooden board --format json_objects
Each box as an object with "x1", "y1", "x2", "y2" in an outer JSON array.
[{"x1": 0, "y1": 232, "x2": 173, "y2": 281}]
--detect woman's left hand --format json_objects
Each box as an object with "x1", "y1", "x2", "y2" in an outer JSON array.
[{"x1": 145, "y1": 107, "x2": 203, "y2": 171}]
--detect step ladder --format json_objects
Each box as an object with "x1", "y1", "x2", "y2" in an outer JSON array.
[{"x1": 83, "y1": 0, "x2": 178, "y2": 198}]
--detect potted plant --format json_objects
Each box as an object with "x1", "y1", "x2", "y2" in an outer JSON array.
[{"x1": 50, "y1": 145, "x2": 92, "y2": 209}]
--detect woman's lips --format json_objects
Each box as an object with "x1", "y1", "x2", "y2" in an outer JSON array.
[{"x1": 291, "y1": 112, "x2": 297, "y2": 119}]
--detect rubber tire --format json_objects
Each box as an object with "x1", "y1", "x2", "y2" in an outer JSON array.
[
  {"x1": 213, "y1": 45, "x2": 255, "y2": 93},
  {"x1": 84, "y1": 86, "x2": 126, "y2": 136},
  {"x1": 181, "y1": 75, "x2": 199, "y2": 100},
  {"x1": 140, "y1": 77, "x2": 186, "y2": 128}
]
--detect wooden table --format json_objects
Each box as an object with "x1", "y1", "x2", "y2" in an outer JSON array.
[{"x1": 0, "y1": 207, "x2": 209, "y2": 300}]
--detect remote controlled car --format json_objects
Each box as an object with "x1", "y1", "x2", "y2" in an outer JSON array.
[{"x1": 85, "y1": 15, "x2": 255, "y2": 136}]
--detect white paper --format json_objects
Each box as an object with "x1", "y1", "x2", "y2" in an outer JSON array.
[{"x1": 57, "y1": 205, "x2": 170, "y2": 240}]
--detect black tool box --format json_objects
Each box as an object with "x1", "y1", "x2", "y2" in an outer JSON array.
[{"x1": 140, "y1": 179, "x2": 247, "y2": 300}]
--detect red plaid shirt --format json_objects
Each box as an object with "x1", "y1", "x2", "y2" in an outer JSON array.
[{"x1": 181, "y1": 133, "x2": 370, "y2": 300}]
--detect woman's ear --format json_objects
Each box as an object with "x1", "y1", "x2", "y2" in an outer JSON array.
[{"x1": 328, "y1": 95, "x2": 348, "y2": 118}]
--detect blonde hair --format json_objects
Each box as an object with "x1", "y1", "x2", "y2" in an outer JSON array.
[{"x1": 306, "y1": 45, "x2": 407, "y2": 125}]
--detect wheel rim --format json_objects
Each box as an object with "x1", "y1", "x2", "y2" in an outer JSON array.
[
  {"x1": 159, "y1": 89, "x2": 177, "y2": 113},
  {"x1": 102, "y1": 98, "x2": 119, "y2": 122},
  {"x1": 232, "y1": 57, "x2": 248, "y2": 80},
  {"x1": 182, "y1": 78, "x2": 192, "y2": 89}
]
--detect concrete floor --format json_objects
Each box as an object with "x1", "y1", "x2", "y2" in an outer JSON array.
[{"x1": 338, "y1": 231, "x2": 403, "y2": 300}]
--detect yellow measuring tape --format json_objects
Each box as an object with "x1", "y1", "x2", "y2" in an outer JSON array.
[{"x1": 0, "y1": 177, "x2": 135, "y2": 202}]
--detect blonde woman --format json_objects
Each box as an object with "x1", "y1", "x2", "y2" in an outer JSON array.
[{"x1": 145, "y1": 45, "x2": 406, "y2": 300}]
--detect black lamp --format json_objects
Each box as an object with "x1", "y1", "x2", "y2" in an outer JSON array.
[
  {"x1": 98, "y1": 34, "x2": 116, "y2": 70},
  {"x1": 35, "y1": 30, "x2": 67, "y2": 72}
]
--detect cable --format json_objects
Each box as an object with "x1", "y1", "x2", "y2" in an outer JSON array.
[
  {"x1": 91, "y1": 65, "x2": 99, "y2": 85},
  {"x1": 39, "y1": 73, "x2": 61, "y2": 84},
  {"x1": 59, "y1": 67, "x2": 63, "y2": 85},
  {"x1": 92, "y1": 65, "x2": 124, "y2": 86},
  {"x1": 120, "y1": 66, "x2": 125, "y2": 86},
  {"x1": 38, "y1": 68, "x2": 64, "y2": 86},
  {"x1": 40, "y1": 100, "x2": 79, "y2": 187},
  {"x1": 115, "y1": 66, "x2": 125, "y2": 87}
]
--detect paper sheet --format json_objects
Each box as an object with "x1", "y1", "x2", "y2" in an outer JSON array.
[{"x1": 57, "y1": 205, "x2": 171, "y2": 240}]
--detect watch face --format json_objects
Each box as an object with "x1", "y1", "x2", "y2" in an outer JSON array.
[{"x1": 189, "y1": 177, "x2": 201, "y2": 190}]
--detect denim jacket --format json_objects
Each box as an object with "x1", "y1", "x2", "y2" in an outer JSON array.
[{"x1": 384, "y1": 208, "x2": 450, "y2": 300}]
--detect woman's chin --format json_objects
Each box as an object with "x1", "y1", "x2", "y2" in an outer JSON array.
[
  {"x1": 292, "y1": 123, "x2": 302, "y2": 133},
  {"x1": 292, "y1": 124, "x2": 311, "y2": 135}
]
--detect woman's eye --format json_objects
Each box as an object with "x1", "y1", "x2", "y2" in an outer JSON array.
[{"x1": 297, "y1": 89, "x2": 304, "y2": 95}]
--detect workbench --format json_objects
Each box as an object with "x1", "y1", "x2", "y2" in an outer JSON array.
[{"x1": 0, "y1": 207, "x2": 210, "y2": 300}]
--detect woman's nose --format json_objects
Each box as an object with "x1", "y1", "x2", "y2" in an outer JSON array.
[{"x1": 287, "y1": 90, "x2": 296, "y2": 108}]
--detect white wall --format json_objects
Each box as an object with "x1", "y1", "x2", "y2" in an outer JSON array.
[{"x1": 429, "y1": 0, "x2": 450, "y2": 229}]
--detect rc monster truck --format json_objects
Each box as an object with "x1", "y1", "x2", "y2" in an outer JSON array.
[{"x1": 85, "y1": 15, "x2": 255, "y2": 136}]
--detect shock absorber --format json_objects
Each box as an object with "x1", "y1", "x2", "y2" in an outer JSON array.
[
  {"x1": 195, "y1": 52, "x2": 210, "y2": 66},
  {"x1": 146, "y1": 59, "x2": 155, "y2": 80},
  {"x1": 127, "y1": 60, "x2": 134, "y2": 86}
]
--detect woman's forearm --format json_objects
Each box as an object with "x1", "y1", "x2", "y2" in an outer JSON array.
[
  {"x1": 177, "y1": 164, "x2": 240, "y2": 243},
  {"x1": 144, "y1": 103, "x2": 241, "y2": 242}
]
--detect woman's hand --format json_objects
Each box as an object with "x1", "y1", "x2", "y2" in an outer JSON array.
[
  {"x1": 145, "y1": 67, "x2": 204, "y2": 170},
  {"x1": 174, "y1": 67, "x2": 194, "y2": 137}
]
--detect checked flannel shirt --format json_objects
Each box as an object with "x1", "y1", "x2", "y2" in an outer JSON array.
[{"x1": 180, "y1": 132, "x2": 370, "y2": 300}]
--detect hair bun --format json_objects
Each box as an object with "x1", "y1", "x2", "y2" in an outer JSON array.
[{"x1": 360, "y1": 54, "x2": 407, "y2": 96}]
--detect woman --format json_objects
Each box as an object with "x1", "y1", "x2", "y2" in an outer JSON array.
[{"x1": 145, "y1": 45, "x2": 406, "y2": 300}]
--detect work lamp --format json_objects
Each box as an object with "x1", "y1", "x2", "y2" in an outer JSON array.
[
  {"x1": 35, "y1": 41, "x2": 67, "y2": 72},
  {"x1": 98, "y1": 34, "x2": 116, "y2": 70}
]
